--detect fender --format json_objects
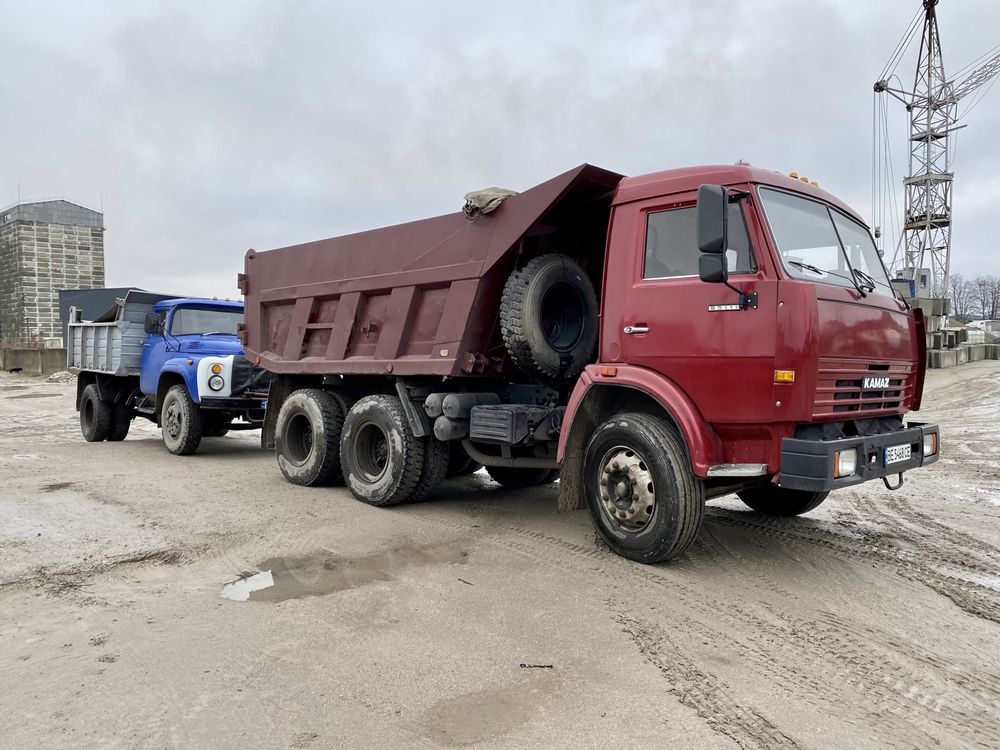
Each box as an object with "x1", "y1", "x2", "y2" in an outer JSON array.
[
  {"x1": 160, "y1": 359, "x2": 202, "y2": 403},
  {"x1": 558, "y1": 364, "x2": 721, "y2": 477}
]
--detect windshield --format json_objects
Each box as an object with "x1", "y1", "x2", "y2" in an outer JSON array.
[
  {"x1": 758, "y1": 187, "x2": 893, "y2": 297},
  {"x1": 169, "y1": 307, "x2": 243, "y2": 336}
]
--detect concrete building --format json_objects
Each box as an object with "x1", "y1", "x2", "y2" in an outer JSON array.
[{"x1": 0, "y1": 200, "x2": 105, "y2": 346}]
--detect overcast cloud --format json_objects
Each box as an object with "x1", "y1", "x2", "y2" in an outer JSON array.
[{"x1": 1, "y1": 0, "x2": 998, "y2": 297}]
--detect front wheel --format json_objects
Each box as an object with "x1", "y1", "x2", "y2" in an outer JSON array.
[
  {"x1": 737, "y1": 486, "x2": 829, "y2": 516},
  {"x1": 584, "y1": 412, "x2": 704, "y2": 563},
  {"x1": 160, "y1": 385, "x2": 203, "y2": 455}
]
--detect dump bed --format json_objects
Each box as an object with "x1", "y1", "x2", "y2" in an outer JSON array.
[
  {"x1": 240, "y1": 164, "x2": 623, "y2": 378},
  {"x1": 67, "y1": 290, "x2": 176, "y2": 376}
]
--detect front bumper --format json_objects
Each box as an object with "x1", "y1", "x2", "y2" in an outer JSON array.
[
  {"x1": 199, "y1": 396, "x2": 267, "y2": 414},
  {"x1": 779, "y1": 421, "x2": 939, "y2": 492}
]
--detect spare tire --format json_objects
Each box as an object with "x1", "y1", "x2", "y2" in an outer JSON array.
[{"x1": 500, "y1": 253, "x2": 598, "y2": 382}]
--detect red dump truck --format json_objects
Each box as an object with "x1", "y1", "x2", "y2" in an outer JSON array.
[{"x1": 239, "y1": 163, "x2": 939, "y2": 562}]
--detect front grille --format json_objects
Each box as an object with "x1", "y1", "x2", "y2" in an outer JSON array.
[{"x1": 813, "y1": 359, "x2": 914, "y2": 418}]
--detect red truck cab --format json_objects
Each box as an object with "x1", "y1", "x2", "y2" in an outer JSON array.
[{"x1": 242, "y1": 163, "x2": 939, "y2": 563}]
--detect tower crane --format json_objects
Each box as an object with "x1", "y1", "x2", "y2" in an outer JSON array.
[{"x1": 873, "y1": 0, "x2": 1000, "y2": 298}]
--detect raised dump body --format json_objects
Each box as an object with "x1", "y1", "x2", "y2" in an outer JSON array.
[
  {"x1": 67, "y1": 290, "x2": 177, "y2": 376},
  {"x1": 239, "y1": 164, "x2": 623, "y2": 377}
]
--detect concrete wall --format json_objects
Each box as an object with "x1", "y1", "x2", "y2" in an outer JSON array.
[
  {"x1": 928, "y1": 344, "x2": 1000, "y2": 369},
  {"x1": 0, "y1": 200, "x2": 105, "y2": 345},
  {"x1": 0, "y1": 347, "x2": 67, "y2": 375}
]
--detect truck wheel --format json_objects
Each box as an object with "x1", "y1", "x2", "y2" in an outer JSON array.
[
  {"x1": 486, "y1": 466, "x2": 557, "y2": 488},
  {"x1": 107, "y1": 404, "x2": 133, "y2": 442},
  {"x1": 737, "y1": 486, "x2": 829, "y2": 516},
  {"x1": 500, "y1": 253, "x2": 598, "y2": 382},
  {"x1": 203, "y1": 415, "x2": 232, "y2": 438},
  {"x1": 80, "y1": 384, "x2": 112, "y2": 442},
  {"x1": 412, "y1": 437, "x2": 449, "y2": 501},
  {"x1": 203, "y1": 423, "x2": 231, "y2": 438},
  {"x1": 584, "y1": 412, "x2": 704, "y2": 563},
  {"x1": 160, "y1": 385, "x2": 203, "y2": 455},
  {"x1": 341, "y1": 395, "x2": 425, "y2": 506},
  {"x1": 274, "y1": 389, "x2": 344, "y2": 486},
  {"x1": 446, "y1": 442, "x2": 481, "y2": 478}
]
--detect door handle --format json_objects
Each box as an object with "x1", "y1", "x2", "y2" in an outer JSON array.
[{"x1": 623, "y1": 325, "x2": 649, "y2": 335}]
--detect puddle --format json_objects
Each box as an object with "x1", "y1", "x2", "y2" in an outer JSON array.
[
  {"x1": 422, "y1": 676, "x2": 558, "y2": 746},
  {"x1": 221, "y1": 543, "x2": 469, "y2": 602},
  {"x1": 8, "y1": 393, "x2": 59, "y2": 399}
]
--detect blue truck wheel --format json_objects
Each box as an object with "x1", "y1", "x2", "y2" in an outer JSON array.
[{"x1": 161, "y1": 385, "x2": 203, "y2": 455}]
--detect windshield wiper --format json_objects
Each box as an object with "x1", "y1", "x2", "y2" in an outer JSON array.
[
  {"x1": 852, "y1": 268, "x2": 877, "y2": 294},
  {"x1": 788, "y1": 260, "x2": 826, "y2": 276},
  {"x1": 787, "y1": 261, "x2": 877, "y2": 297},
  {"x1": 198, "y1": 331, "x2": 235, "y2": 337}
]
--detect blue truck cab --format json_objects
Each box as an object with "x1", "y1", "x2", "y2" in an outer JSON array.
[{"x1": 69, "y1": 293, "x2": 269, "y2": 455}]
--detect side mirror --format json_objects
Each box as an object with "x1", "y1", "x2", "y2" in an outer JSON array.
[
  {"x1": 699, "y1": 253, "x2": 728, "y2": 284},
  {"x1": 144, "y1": 312, "x2": 163, "y2": 334},
  {"x1": 697, "y1": 184, "x2": 728, "y2": 255}
]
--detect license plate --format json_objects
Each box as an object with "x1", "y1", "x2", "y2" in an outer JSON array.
[{"x1": 885, "y1": 444, "x2": 911, "y2": 465}]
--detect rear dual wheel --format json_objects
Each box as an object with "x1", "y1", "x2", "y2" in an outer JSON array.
[
  {"x1": 80, "y1": 384, "x2": 132, "y2": 442},
  {"x1": 340, "y1": 395, "x2": 447, "y2": 506},
  {"x1": 274, "y1": 389, "x2": 345, "y2": 486},
  {"x1": 486, "y1": 466, "x2": 558, "y2": 488},
  {"x1": 275, "y1": 390, "x2": 448, "y2": 505}
]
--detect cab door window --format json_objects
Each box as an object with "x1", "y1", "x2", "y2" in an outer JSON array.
[{"x1": 643, "y1": 203, "x2": 755, "y2": 280}]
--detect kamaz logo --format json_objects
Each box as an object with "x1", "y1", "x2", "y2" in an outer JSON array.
[{"x1": 863, "y1": 376, "x2": 890, "y2": 390}]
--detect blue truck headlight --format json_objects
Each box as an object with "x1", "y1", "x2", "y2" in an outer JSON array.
[
  {"x1": 834, "y1": 448, "x2": 857, "y2": 478},
  {"x1": 208, "y1": 375, "x2": 225, "y2": 391}
]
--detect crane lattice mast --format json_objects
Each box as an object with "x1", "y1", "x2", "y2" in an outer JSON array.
[{"x1": 874, "y1": 0, "x2": 1000, "y2": 298}]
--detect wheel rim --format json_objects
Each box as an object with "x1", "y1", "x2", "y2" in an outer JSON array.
[
  {"x1": 284, "y1": 412, "x2": 314, "y2": 465},
  {"x1": 164, "y1": 399, "x2": 182, "y2": 440},
  {"x1": 597, "y1": 445, "x2": 656, "y2": 532},
  {"x1": 540, "y1": 281, "x2": 586, "y2": 352},
  {"x1": 354, "y1": 421, "x2": 389, "y2": 482}
]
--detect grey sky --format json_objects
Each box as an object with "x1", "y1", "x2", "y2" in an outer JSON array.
[{"x1": 2, "y1": 0, "x2": 998, "y2": 297}]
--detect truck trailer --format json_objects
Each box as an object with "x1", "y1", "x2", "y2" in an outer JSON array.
[{"x1": 239, "y1": 163, "x2": 940, "y2": 563}]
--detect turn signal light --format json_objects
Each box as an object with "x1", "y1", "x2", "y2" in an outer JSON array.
[
  {"x1": 600, "y1": 366, "x2": 618, "y2": 377},
  {"x1": 210, "y1": 363, "x2": 223, "y2": 374},
  {"x1": 774, "y1": 370, "x2": 796, "y2": 383}
]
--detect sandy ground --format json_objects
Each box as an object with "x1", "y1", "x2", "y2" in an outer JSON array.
[{"x1": 1, "y1": 364, "x2": 999, "y2": 749}]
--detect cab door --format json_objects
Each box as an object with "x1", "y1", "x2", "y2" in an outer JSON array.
[
  {"x1": 139, "y1": 309, "x2": 171, "y2": 396},
  {"x1": 613, "y1": 189, "x2": 778, "y2": 424}
]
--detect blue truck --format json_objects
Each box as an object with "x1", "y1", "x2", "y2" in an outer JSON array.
[{"x1": 67, "y1": 290, "x2": 269, "y2": 454}]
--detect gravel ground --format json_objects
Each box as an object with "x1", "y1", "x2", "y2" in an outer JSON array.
[{"x1": 1, "y1": 363, "x2": 999, "y2": 749}]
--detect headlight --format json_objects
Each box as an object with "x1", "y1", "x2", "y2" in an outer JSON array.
[
  {"x1": 923, "y1": 433, "x2": 938, "y2": 457},
  {"x1": 834, "y1": 448, "x2": 857, "y2": 478},
  {"x1": 208, "y1": 375, "x2": 225, "y2": 391}
]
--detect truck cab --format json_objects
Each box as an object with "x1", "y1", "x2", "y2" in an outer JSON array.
[{"x1": 559, "y1": 165, "x2": 937, "y2": 541}]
